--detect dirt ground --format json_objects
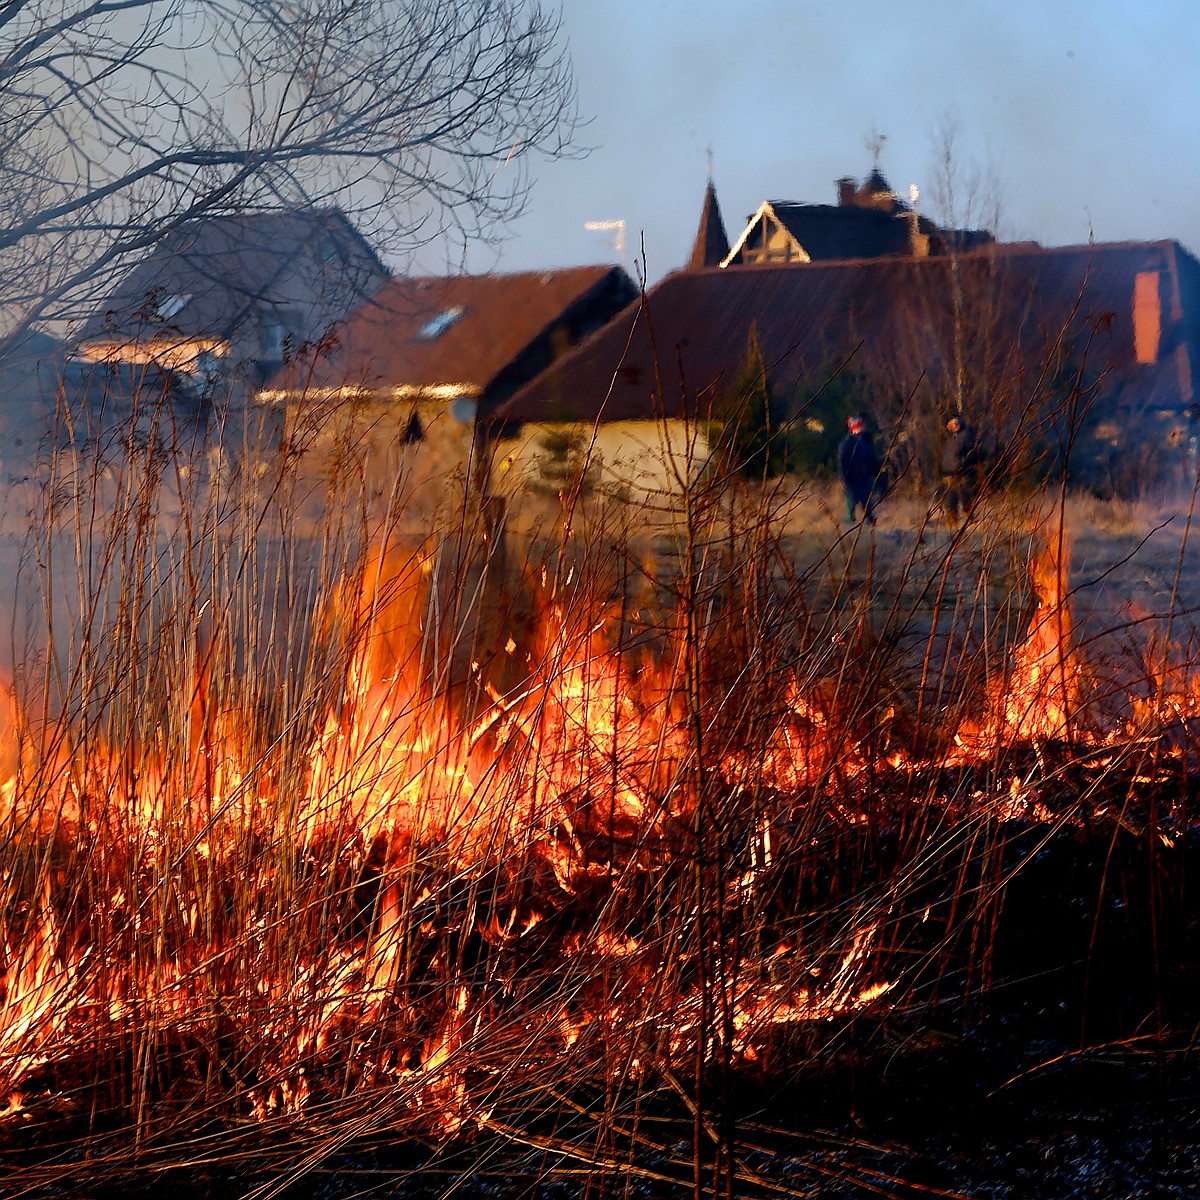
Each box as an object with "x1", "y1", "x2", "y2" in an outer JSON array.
[
  {"x1": 0, "y1": 472, "x2": 1194, "y2": 727},
  {"x1": 502, "y1": 480, "x2": 1200, "y2": 699}
]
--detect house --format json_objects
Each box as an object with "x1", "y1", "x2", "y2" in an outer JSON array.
[
  {"x1": 0, "y1": 330, "x2": 195, "y2": 491},
  {"x1": 498, "y1": 237, "x2": 1200, "y2": 495},
  {"x1": 713, "y1": 169, "x2": 993, "y2": 268},
  {"x1": 473, "y1": 168, "x2": 1006, "y2": 503},
  {"x1": 257, "y1": 265, "x2": 639, "y2": 515},
  {"x1": 76, "y1": 209, "x2": 388, "y2": 391},
  {"x1": 0, "y1": 331, "x2": 72, "y2": 487}
]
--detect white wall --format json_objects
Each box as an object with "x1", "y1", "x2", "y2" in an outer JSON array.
[{"x1": 492, "y1": 419, "x2": 711, "y2": 502}]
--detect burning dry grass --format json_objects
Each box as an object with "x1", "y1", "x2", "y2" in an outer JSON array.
[{"x1": 0, "y1": 420, "x2": 1196, "y2": 1195}]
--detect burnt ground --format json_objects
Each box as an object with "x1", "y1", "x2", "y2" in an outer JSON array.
[
  {"x1": 295, "y1": 813, "x2": 1200, "y2": 1199},
  {"x1": 5, "y1": 793, "x2": 1200, "y2": 1200}
]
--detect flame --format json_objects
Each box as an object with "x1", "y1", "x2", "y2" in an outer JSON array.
[
  {"x1": 0, "y1": 510, "x2": 1190, "y2": 1143},
  {"x1": 0, "y1": 883, "x2": 80, "y2": 1097},
  {"x1": 958, "y1": 528, "x2": 1090, "y2": 751}
]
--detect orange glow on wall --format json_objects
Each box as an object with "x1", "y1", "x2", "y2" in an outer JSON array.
[{"x1": 77, "y1": 336, "x2": 227, "y2": 371}]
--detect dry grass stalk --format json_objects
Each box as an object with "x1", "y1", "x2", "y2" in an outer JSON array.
[{"x1": 0, "y1": 377, "x2": 1195, "y2": 1194}]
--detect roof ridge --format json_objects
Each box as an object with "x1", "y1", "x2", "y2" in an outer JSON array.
[{"x1": 404, "y1": 264, "x2": 616, "y2": 282}]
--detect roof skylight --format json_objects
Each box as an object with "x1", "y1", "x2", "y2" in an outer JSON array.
[
  {"x1": 416, "y1": 305, "x2": 465, "y2": 340},
  {"x1": 156, "y1": 293, "x2": 191, "y2": 320}
]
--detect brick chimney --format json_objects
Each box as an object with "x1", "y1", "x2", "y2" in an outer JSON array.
[{"x1": 907, "y1": 210, "x2": 929, "y2": 258}]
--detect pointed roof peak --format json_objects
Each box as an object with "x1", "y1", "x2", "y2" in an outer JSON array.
[
  {"x1": 864, "y1": 167, "x2": 891, "y2": 195},
  {"x1": 689, "y1": 177, "x2": 730, "y2": 271}
]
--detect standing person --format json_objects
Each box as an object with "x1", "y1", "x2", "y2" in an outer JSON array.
[
  {"x1": 838, "y1": 415, "x2": 880, "y2": 525},
  {"x1": 939, "y1": 414, "x2": 977, "y2": 525}
]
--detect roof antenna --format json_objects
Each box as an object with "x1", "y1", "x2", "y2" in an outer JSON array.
[
  {"x1": 584, "y1": 219, "x2": 627, "y2": 269},
  {"x1": 706, "y1": 144, "x2": 714, "y2": 181}
]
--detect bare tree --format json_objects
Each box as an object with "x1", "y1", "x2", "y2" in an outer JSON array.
[
  {"x1": 925, "y1": 118, "x2": 1006, "y2": 423},
  {"x1": 0, "y1": 0, "x2": 577, "y2": 337}
]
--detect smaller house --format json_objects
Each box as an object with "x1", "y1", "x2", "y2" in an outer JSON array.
[
  {"x1": 76, "y1": 209, "x2": 388, "y2": 392},
  {"x1": 716, "y1": 169, "x2": 992, "y2": 268},
  {"x1": 0, "y1": 330, "x2": 195, "y2": 495},
  {"x1": 0, "y1": 331, "x2": 62, "y2": 481},
  {"x1": 258, "y1": 265, "x2": 638, "y2": 514}
]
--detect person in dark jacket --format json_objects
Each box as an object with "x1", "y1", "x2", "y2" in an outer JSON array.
[
  {"x1": 939, "y1": 414, "x2": 977, "y2": 525},
  {"x1": 838, "y1": 415, "x2": 881, "y2": 525}
]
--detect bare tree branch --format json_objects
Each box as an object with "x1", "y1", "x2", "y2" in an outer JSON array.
[{"x1": 0, "y1": 0, "x2": 578, "y2": 335}]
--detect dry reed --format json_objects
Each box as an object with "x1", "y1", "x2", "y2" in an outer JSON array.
[{"x1": 0, "y1": 371, "x2": 1196, "y2": 1197}]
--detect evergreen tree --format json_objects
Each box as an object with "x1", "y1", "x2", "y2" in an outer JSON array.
[{"x1": 717, "y1": 328, "x2": 791, "y2": 480}]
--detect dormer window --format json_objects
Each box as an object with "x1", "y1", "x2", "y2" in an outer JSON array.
[
  {"x1": 740, "y1": 211, "x2": 807, "y2": 265},
  {"x1": 416, "y1": 306, "x2": 465, "y2": 340}
]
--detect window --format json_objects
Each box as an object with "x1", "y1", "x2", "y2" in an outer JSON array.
[
  {"x1": 416, "y1": 306, "x2": 465, "y2": 340},
  {"x1": 261, "y1": 312, "x2": 300, "y2": 361},
  {"x1": 262, "y1": 321, "x2": 287, "y2": 361},
  {"x1": 156, "y1": 293, "x2": 191, "y2": 320},
  {"x1": 401, "y1": 411, "x2": 424, "y2": 444},
  {"x1": 194, "y1": 348, "x2": 221, "y2": 385}
]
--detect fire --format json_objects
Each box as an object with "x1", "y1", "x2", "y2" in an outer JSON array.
[
  {"x1": 996, "y1": 532, "x2": 1085, "y2": 741},
  {"x1": 0, "y1": 501, "x2": 1192, "y2": 1155},
  {"x1": 0, "y1": 884, "x2": 78, "y2": 1102},
  {"x1": 957, "y1": 527, "x2": 1091, "y2": 751}
]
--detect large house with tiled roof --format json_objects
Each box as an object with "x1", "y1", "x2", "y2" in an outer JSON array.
[
  {"x1": 477, "y1": 166, "x2": 1200, "y2": 497},
  {"x1": 498, "y1": 236, "x2": 1200, "y2": 495}
]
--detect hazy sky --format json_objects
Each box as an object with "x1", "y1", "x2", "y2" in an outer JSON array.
[{"x1": 441, "y1": 0, "x2": 1200, "y2": 282}]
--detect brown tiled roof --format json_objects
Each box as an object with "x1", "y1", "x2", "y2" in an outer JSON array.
[
  {"x1": 79, "y1": 209, "x2": 386, "y2": 345},
  {"x1": 688, "y1": 181, "x2": 731, "y2": 271},
  {"x1": 274, "y1": 265, "x2": 637, "y2": 398},
  {"x1": 498, "y1": 241, "x2": 1197, "y2": 424}
]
